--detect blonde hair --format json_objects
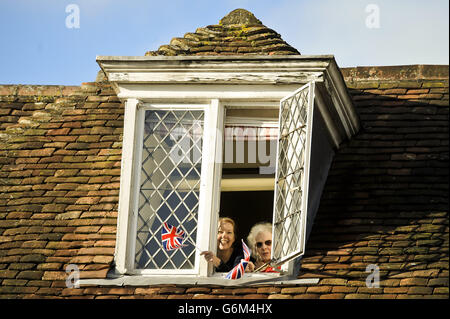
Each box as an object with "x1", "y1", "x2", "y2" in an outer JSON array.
[
  {"x1": 219, "y1": 217, "x2": 236, "y2": 231},
  {"x1": 247, "y1": 222, "x2": 272, "y2": 258},
  {"x1": 218, "y1": 217, "x2": 237, "y2": 237}
]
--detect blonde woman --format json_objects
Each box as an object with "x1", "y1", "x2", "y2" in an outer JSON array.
[{"x1": 201, "y1": 217, "x2": 247, "y2": 272}]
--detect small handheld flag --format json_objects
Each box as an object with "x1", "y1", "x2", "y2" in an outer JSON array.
[
  {"x1": 161, "y1": 222, "x2": 186, "y2": 251},
  {"x1": 226, "y1": 259, "x2": 248, "y2": 280},
  {"x1": 242, "y1": 239, "x2": 251, "y2": 260},
  {"x1": 226, "y1": 240, "x2": 251, "y2": 280}
]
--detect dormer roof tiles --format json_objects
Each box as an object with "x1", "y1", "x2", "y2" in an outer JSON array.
[{"x1": 145, "y1": 9, "x2": 300, "y2": 56}]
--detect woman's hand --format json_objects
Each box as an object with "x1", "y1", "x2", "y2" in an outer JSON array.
[
  {"x1": 200, "y1": 251, "x2": 221, "y2": 267},
  {"x1": 246, "y1": 261, "x2": 255, "y2": 272}
]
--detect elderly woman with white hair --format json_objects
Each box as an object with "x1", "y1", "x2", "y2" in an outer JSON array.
[{"x1": 246, "y1": 222, "x2": 279, "y2": 273}]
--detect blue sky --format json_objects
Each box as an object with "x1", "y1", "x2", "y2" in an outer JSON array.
[{"x1": 0, "y1": 0, "x2": 448, "y2": 85}]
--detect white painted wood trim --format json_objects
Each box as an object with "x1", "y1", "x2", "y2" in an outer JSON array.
[
  {"x1": 139, "y1": 104, "x2": 207, "y2": 111},
  {"x1": 299, "y1": 82, "x2": 316, "y2": 257},
  {"x1": 79, "y1": 276, "x2": 319, "y2": 287},
  {"x1": 116, "y1": 84, "x2": 302, "y2": 102},
  {"x1": 96, "y1": 54, "x2": 335, "y2": 61},
  {"x1": 115, "y1": 98, "x2": 140, "y2": 274},
  {"x1": 196, "y1": 99, "x2": 224, "y2": 277},
  {"x1": 210, "y1": 100, "x2": 225, "y2": 275},
  {"x1": 127, "y1": 106, "x2": 145, "y2": 271},
  {"x1": 97, "y1": 55, "x2": 333, "y2": 85},
  {"x1": 106, "y1": 71, "x2": 323, "y2": 85},
  {"x1": 129, "y1": 269, "x2": 199, "y2": 276},
  {"x1": 270, "y1": 92, "x2": 282, "y2": 269}
]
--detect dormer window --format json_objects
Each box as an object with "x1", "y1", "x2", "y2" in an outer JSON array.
[{"x1": 96, "y1": 9, "x2": 359, "y2": 284}]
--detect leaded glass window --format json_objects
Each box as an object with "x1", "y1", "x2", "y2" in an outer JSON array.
[
  {"x1": 134, "y1": 109, "x2": 204, "y2": 270},
  {"x1": 272, "y1": 82, "x2": 315, "y2": 267}
]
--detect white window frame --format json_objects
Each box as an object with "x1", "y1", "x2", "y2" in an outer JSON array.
[
  {"x1": 114, "y1": 87, "x2": 315, "y2": 281},
  {"x1": 130, "y1": 104, "x2": 209, "y2": 276},
  {"x1": 115, "y1": 99, "x2": 224, "y2": 277},
  {"x1": 271, "y1": 82, "x2": 315, "y2": 273}
]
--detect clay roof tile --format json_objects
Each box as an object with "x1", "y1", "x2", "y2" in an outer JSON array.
[{"x1": 145, "y1": 8, "x2": 300, "y2": 56}]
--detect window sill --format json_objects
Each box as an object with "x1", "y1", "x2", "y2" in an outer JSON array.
[{"x1": 78, "y1": 273, "x2": 319, "y2": 287}]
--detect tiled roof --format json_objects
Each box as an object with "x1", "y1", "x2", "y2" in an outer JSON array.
[
  {"x1": 0, "y1": 65, "x2": 448, "y2": 299},
  {"x1": 144, "y1": 9, "x2": 300, "y2": 56},
  {"x1": 0, "y1": 82, "x2": 122, "y2": 293},
  {"x1": 298, "y1": 66, "x2": 449, "y2": 299}
]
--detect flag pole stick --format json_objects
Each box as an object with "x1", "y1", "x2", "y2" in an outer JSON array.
[
  {"x1": 254, "y1": 258, "x2": 283, "y2": 272},
  {"x1": 185, "y1": 237, "x2": 202, "y2": 252},
  {"x1": 254, "y1": 261, "x2": 271, "y2": 272}
]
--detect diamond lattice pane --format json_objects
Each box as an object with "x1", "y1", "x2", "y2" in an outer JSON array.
[
  {"x1": 135, "y1": 109, "x2": 204, "y2": 270},
  {"x1": 273, "y1": 85, "x2": 311, "y2": 263}
]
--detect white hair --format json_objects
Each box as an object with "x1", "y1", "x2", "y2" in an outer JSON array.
[{"x1": 246, "y1": 222, "x2": 272, "y2": 258}]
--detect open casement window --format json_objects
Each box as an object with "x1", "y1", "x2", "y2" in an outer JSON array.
[
  {"x1": 126, "y1": 103, "x2": 223, "y2": 276},
  {"x1": 119, "y1": 83, "x2": 319, "y2": 278},
  {"x1": 271, "y1": 82, "x2": 315, "y2": 273}
]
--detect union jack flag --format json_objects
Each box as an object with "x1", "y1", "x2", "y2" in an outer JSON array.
[
  {"x1": 242, "y1": 239, "x2": 251, "y2": 260},
  {"x1": 226, "y1": 240, "x2": 251, "y2": 280},
  {"x1": 161, "y1": 222, "x2": 186, "y2": 251}
]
